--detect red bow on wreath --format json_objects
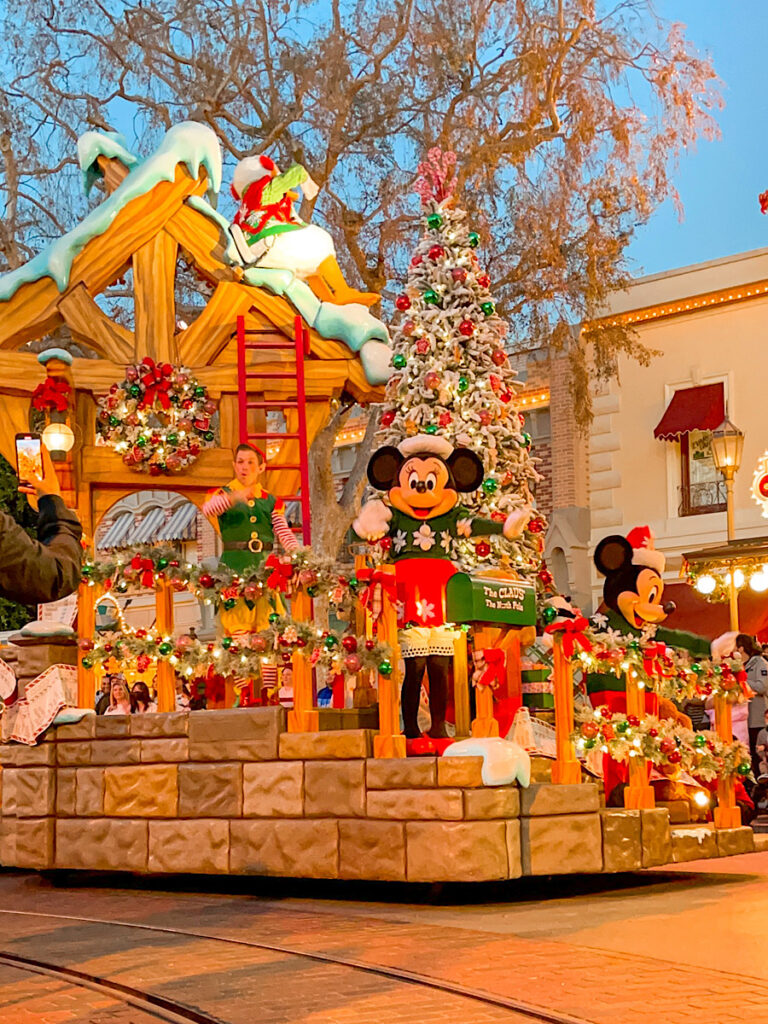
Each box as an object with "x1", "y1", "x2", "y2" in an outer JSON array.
[
  {"x1": 544, "y1": 616, "x2": 593, "y2": 658},
  {"x1": 130, "y1": 555, "x2": 156, "y2": 589},
  {"x1": 138, "y1": 358, "x2": 173, "y2": 411},
  {"x1": 642, "y1": 641, "x2": 667, "y2": 678},
  {"x1": 474, "y1": 648, "x2": 506, "y2": 690},
  {"x1": 357, "y1": 567, "x2": 397, "y2": 620},
  {"x1": 32, "y1": 379, "x2": 71, "y2": 412},
  {"x1": 265, "y1": 554, "x2": 295, "y2": 593}
]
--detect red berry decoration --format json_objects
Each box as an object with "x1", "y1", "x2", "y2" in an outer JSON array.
[
  {"x1": 396, "y1": 294, "x2": 411, "y2": 311},
  {"x1": 500, "y1": 391, "x2": 512, "y2": 404},
  {"x1": 381, "y1": 410, "x2": 395, "y2": 427},
  {"x1": 410, "y1": 254, "x2": 423, "y2": 267},
  {"x1": 428, "y1": 245, "x2": 445, "y2": 261},
  {"x1": 475, "y1": 541, "x2": 491, "y2": 558},
  {"x1": 342, "y1": 636, "x2": 358, "y2": 653},
  {"x1": 668, "y1": 750, "x2": 683, "y2": 764},
  {"x1": 527, "y1": 517, "x2": 544, "y2": 534},
  {"x1": 538, "y1": 568, "x2": 554, "y2": 587},
  {"x1": 491, "y1": 349, "x2": 507, "y2": 366},
  {"x1": 451, "y1": 267, "x2": 467, "y2": 283},
  {"x1": 459, "y1": 319, "x2": 475, "y2": 337},
  {"x1": 380, "y1": 537, "x2": 392, "y2": 551},
  {"x1": 477, "y1": 273, "x2": 490, "y2": 288},
  {"x1": 365, "y1": 639, "x2": 376, "y2": 651},
  {"x1": 627, "y1": 715, "x2": 640, "y2": 727}
]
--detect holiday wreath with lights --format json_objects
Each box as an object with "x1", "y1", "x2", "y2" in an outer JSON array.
[{"x1": 96, "y1": 358, "x2": 218, "y2": 474}]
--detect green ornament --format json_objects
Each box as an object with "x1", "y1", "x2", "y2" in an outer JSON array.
[
  {"x1": 584, "y1": 737, "x2": 597, "y2": 750},
  {"x1": 348, "y1": 577, "x2": 359, "y2": 592},
  {"x1": 204, "y1": 430, "x2": 215, "y2": 443},
  {"x1": 379, "y1": 659, "x2": 393, "y2": 676},
  {"x1": 542, "y1": 605, "x2": 557, "y2": 625},
  {"x1": 81, "y1": 564, "x2": 92, "y2": 577},
  {"x1": 694, "y1": 734, "x2": 707, "y2": 748},
  {"x1": 324, "y1": 635, "x2": 339, "y2": 650},
  {"x1": 136, "y1": 436, "x2": 147, "y2": 448},
  {"x1": 481, "y1": 301, "x2": 495, "y2": 316},
  {"x1": 628, "y1": 640, "x2": 641, "y2": 653},
  {"x1": 269, "y1": 612, "x2": 280, "y2": 625},
  {"x1": 157, "y1": 557, "x2": 169, "y2": 570},
  {"x1": 169, "y1": 394, "x2": 179, "y2": 404},
  {"x1": 457, "y1": 376, "x2": 469, "y2": 393},
  {"x1": 468, "y1": 231, "x2": 480, "y2": 248},
  {"x1": 426, "y1": 213, "x2": 443, "y2": 230},
  {"x1": 425, "y1": 424, "x2": 437, "y2": 435},
  {"x1": 307, "y1": 585, "x2": 318, "y2": 597},
  {"x1": 224, "y1": 598, "x2": 237, "y2": 611},
  {"x1": 109, "y1": 415, "x2": 120, "y2": 428},
  {"x1": 691, "y1": 663, "x2": 704, "y2": 675},
  {"x1": 713, "y1": 664, "x2": 722, "y2": 676},
  {"x1": 129, "y1": 384, "x2": 141, "y2": 398},
  {"x1": 82, "y1": 657, "x2": 93, "y2": 670},
  {"x1": 615, "y1": 720, "x2": 630, "y2": 734},
  {"x1": 221, "y1": 637, "x2": 233, "y2": 650},
  {"x1": 116, "y1": 581, "x2": 128, "y2": 594},
  {"x1": 166, "y1": 433, "x2": 178, "y2": 446},
  {"x1": 482, "y1": 477, "x2": 498, "y2": 494},
  {"x1": 737, "y1": 761, "x2": 752, "y2": 776},
  {"x1": 194, "y1": 386, "x2": 205, "y2": 398},
  {"x1": 158, "y1": 641, "x2": 173, "y2": 656},
  {"x1": 392, "y1": 353, "x2": 407, "y2": 369},
  {"x1": 423, "y1": 289, "x2": 440, "y2": 305},
  {"x1": 520, "y1": 432, "x2": 532, "y2": 448}
]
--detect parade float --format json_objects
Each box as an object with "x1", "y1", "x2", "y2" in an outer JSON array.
[{"x1": 0, "y1": 131, "x2": 757, "y2": 882}]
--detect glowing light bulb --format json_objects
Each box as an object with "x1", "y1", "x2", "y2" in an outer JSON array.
[{"x1": 695, "y1": 574, "x2": 716, "y2": 595}]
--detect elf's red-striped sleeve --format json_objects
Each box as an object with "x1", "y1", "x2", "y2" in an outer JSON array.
[{"x1": 272, "y1": 506, "x2": 299, "y2": 552}]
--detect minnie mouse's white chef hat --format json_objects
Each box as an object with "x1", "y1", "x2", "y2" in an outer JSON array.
[
  {"x1": 397, "y1": 434, "x2": 454, "y2": 459},
  {"x1": 626, "y1": 525, "x2": 665, "y2": 574}
]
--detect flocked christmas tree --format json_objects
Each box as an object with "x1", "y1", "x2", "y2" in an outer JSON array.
[{"x1": 377, "y1": 148, "x2": 548, "y2": 583}]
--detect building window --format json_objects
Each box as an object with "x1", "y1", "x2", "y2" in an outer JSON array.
[
  {"x1": 523, "y1": 408, "x2": 551, "y2": 444},
  {"x1": 679, "y1": 429, "x2": 727, "y2": 516}
]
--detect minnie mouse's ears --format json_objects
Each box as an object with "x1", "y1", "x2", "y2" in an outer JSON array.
[
  {"x1": 366, "y1": 446, "x2": 403, "y2": 490},
  {"x1": 447, "y1": 448, "x2": 484, "y2": 492},
  {"x1": 594, "y1": 535, "x2": 633, "y2": 577}
]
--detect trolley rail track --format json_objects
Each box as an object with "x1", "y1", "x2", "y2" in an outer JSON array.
[{"x1": 0, "y1": 908, "x2": 589, "y2": 1024}]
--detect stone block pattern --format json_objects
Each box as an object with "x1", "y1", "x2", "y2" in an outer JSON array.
[{"x1": 0, "y1": 710, "x2": 744, "y2": 881}]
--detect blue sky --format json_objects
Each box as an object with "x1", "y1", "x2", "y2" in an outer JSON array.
[{"x1": 628, "y1": 1, "x2": 768, "y2": 277}]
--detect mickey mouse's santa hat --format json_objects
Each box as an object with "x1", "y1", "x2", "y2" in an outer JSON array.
[{"x1": 626, "y1": 525, "x2": 665, "y2": 574}]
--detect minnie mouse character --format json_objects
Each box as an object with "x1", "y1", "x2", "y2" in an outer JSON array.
[{"x1": 354, "y1": 434, "x2": 530, "y2": 747}]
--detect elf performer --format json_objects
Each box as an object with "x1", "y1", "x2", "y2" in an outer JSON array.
[
  {"x1": 353, "y1": 434, "x2": 531, "y2": 752},
  {"x1": 202, "y1": 443, "x2": 299, "y2": 635},
  {"x1": 228, "y1": 154, "x2": 379, "y2": 307}
]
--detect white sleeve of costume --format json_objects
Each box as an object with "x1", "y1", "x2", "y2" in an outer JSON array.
[{"x1": 272, "y1": 509, "x2": 300, "y2": 552}]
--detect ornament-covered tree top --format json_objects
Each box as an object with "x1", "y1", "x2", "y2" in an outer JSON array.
[{"x1": 378, "y1": 148, "x2": 546, "y2": 580}]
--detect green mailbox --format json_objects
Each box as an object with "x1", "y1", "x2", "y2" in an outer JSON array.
[{"x1": 445, "y1": 573, "x2": 536, "y2": 626}]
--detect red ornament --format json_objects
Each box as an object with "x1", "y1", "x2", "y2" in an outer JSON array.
[
  {"x1": 438, "y1": 412, "x2": 452, "y2": 427},
  {"x1": 149, "y1": 464, "x2": 161, "y2": 476},
  {"x1": 649, "y1": 728, "x2": 658, "y2": 737},
  {"x1": 402, "y1": 320, "x2": 415, "y2": 336},
  {"x1": 78, "y1": 638, "x2": 94, "y2": 651},
  {"x1": 627, "y1": 715, "x2": 640, "y2": 727},
  {"x1": 416, "y1": 338, "x2": 430, "y2": 354},
  {"x1": 380, "y1": 537, "x2": 392, "y2": 552},
  {"x1": 582, "y1": 722, "x2": 599, "y2": 739},
  {"x1": 424, "y1": 371, "x2": 440, "y2": 390},
  {"x1": 491, "y1": 349, "x2": 507, "y2": 366},
  {"x1": 381, "y1": 410, "x2": 396, "y2": 427},
  {"x1": 500, "y1": 391, "x2": 512, "y2": 404},
  {"x1": 365, "y1": 639, "x2": 376, "y2": 651},
  {"x1": 459, "y1": 319, "x2": 474, "y2": 337},
  {"x1": 668, "y1": 750, "x2": 682, "y2": 764},
  {"x1": 136, "y1": 654, "x2": 151, "y2": 673},
  {"x1": 428, "y1": 245, "x2": 445, "y2": 261},
  {"x1": 451, "y1": 267, "x2": 467, "y2": 283},
  {"x1": 538, "y1": 567, "x2": 554, "y2": 587},
  {"x1": 410, "y1": 254, "x2": 423, "y2": 267},
  {"x1": 342, "y1": 636, "x2": 358, "y2": 653},
  {"x1": 477, "y1": 273, "x2": 490, "y2": 288},
  {"x1": 527, "y1": 518, "x2": 544, "y2": 534},
  {"x1": 659, "y1": 737, "x2": 676, "y2": 754},
  {"x1": 344, "y1": 654, "x2": 362, "y2": 673},
  {"x1": 479, "y1": 410, "x2": 492, "y2": 426},
  {"x1": 475, "y1": 541, "x2": 491, "y2": 558},
  {"x1": 199, "y1": 573, "x2": 214, "y2": 588},
  {"x1": 396, "y1": 294, "x2": 411, "y2": 311}
]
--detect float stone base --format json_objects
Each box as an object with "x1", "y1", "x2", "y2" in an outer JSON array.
[{"x1": 0, "y1": 709, "x2": 760, "y2": 881}]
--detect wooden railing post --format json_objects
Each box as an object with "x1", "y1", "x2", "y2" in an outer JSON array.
[
  {"x1": 77, "y1": 580, "x2": 100, "y2": 709},
  {"x1": 373, "y1": 565, "x2": 406, "y2": 758},
  {"x1": 714, "y1": 696, "x2": 741, "y2": 828},
  {"x1": 288, "y1": 588, "x2": 319, "y2": 733},
  {"x1": 623, "y1": 674, "x2": 655, "y2": 809},
  {"x1": 551, "y1": 636, "x2": 581, "y2": 785},
  {"x1": 155, "y1": 579, "x2": 176, "y2": 713}
]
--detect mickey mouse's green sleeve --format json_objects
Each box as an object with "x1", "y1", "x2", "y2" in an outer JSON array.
[{"x1": 262, "y1": 164, "x2": 309, "y2": 204}]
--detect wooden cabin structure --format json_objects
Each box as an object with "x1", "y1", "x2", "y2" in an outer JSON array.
[{"x1": 0, "y1": 125, "x2": 387, "y2": 541}]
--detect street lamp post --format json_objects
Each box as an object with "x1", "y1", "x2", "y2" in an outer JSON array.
[
  {"x1": 710, "y1": 415, "x2": 745, "y2": 631},
  {"x1": 709, "y1": 414, "x2": 745, "y2": 830}
]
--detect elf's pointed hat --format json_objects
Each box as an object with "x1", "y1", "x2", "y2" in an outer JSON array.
[{"x1": 626, "y1": 525, "x2": 665, "y2": 574}]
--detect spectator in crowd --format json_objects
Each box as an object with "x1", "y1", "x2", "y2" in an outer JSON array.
[
  {"x1": 94, "y1": 675, "x2": 112, "y2": 715},
  {"x1": 104, "y1": 676, "x2": 131, "y2": 716},
  {"x1": 176, "y1": 682, "x2": 191, "y2": 710},
  {"x1": 3, "y1": 446, "x2": 83, "y2": 604},
  {"x1": 756, "y1": 708, "x2": 768, "y2": 778},
  {"x1": 130, "y1": 681, "x2": 157, "y2": 714},
  {"x1": 737, "y1": 633, "x2": 768, "y2": 771}
]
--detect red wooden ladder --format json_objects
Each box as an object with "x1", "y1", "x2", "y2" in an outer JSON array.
[{"x1": 236, "y1": 314, "x2": 312, "y2": 545}]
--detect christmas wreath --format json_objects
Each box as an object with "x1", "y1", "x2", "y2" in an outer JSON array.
[{"x1": 96, "y1": 359, "x2": 218, "y2": 474}]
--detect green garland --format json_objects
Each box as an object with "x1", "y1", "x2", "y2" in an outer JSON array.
[{"x1": 573, "y1": 711, "x2": 752, "y2": 781}]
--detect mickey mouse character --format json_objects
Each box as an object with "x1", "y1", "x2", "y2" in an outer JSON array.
[
  {"x1": 354, "y1": 434, "x2": 530, "y2": 746},
  {"x1": 593, "y1": 526, "x2": 676, "y2": 631}
]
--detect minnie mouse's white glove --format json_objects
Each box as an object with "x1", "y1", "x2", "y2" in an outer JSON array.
[
  {"x1": 503, "y1": 506, "x2": 533, "y2": 540},
  {"x1": 352, "y1": 499, "x2": 392, "y2": 541}
]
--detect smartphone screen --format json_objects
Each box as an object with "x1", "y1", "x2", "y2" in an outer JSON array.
[{"x1": 15, "y1": 433, "x2": 43, "y2": 483}]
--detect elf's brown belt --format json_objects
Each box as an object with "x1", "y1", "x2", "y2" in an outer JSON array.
[{"x1": 223, "y1": 539, "x2": 267, "y2": 553}]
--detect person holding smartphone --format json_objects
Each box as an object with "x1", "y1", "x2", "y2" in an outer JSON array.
[{"x1": 3, "y1": 436, "x2": 83, "y2": 604}]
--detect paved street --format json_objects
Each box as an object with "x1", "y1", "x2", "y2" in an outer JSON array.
[{"x1": 0, "y1": 853, "x2": 765, "y2": 1023}]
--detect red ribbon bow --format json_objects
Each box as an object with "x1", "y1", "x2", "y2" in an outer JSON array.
[
  {"x1": 642, "y1": 641, "x2": 667, "y2": 678},
  {"x1": 475, "y1": 647, "x2": 506, "y2": 690},
  {"x1": 235, "y1": 175, "x2": 298, "y2": 238},
  {"x1": 544, "y1": 615, "x2": 593, "y2": 658},
  {"x1": 130, "y1": 555, "x2": 156, "y2": 589},
  {"x1": 138, "y1": 358, "x2": 173, "y2": 411},
  {"x1": 357, "y1": 567, "x2": 398, "y2": 619},
  {"x1": 265, "y1": 554, "x2": 295, "y2": 593},
  {"x1": 32, "y1": 378, "x2": 72, "y2": 412}
]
